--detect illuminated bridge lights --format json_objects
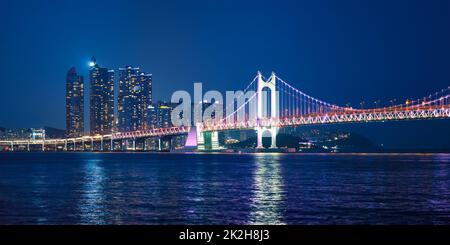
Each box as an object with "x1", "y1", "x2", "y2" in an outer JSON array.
[{"x1": 0, "y1": 72, "x2": 448, "y2": 151}]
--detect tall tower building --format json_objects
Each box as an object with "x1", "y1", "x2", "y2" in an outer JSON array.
[
  {"x1": 89, "y1": 57, "x2": 115, "y2": 135},
  {"x1": 65, "y1": 67, "x2": 84, "y2": 137},
  {"x1": 118, "y1": 66, "x2": 152, "y2": 132}
]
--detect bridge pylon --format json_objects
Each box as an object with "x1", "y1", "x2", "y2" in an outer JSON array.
[{"x1": 256, "y1": 71, "x2": 279, "y2": 149}]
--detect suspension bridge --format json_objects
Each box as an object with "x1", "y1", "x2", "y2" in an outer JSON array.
[
  {"x1": 198, "y1": 72, "x2": 450, "y2": 150},
  {"x1": 1, "y1": 71, "x2": 449, "y2": 152}
]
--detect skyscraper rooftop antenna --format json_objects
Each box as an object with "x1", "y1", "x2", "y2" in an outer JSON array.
[{"x1": 89, "y1": 56, "x2": 96, "y2": 67}]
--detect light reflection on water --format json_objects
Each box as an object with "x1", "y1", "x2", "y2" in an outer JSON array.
[
  {"x1": 79, "y1": 159, "x2": 106, "y2": 224},
  {"x1": 249, "y1": 155, "x2": 285, "y2": 224},
  {"x1": 30, "y1": 164, "x2": 50, "y2": 224},
  {"x1": 0, "y1": 153, "x2": 449, "y2": 224},
  {"x1": 183, "y1": 160, "x2": 207, "y2": 222}
]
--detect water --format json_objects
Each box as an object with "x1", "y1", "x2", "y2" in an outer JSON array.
[{"x1": 0, "y1": 152, "x2": 449, "y2": 225}]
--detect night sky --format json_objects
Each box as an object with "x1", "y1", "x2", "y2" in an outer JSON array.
[{"x1": 1, "y1": 0, "x2": 449, "y2": 149}]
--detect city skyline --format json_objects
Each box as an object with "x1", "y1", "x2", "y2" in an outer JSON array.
[
  {"x1": 65, "y1": 57, "x2": 166, "y2": 135},
  {"x1": 1, "y1": 68, "x2": 448, "y2": 152},
  {"x1": 1, "y1": 0, "x2": 450, "y2": 149}
]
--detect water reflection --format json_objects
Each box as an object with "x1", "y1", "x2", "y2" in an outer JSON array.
[
  {"x1": 249, "y1": 154, "x2": 285, "y2": 224},
  {"x1": 183, "y1": 161, "x2": 207, "y2": 223},
  {"x1": 79, "y1": 159, "x2": 106, "y2": 224},
  {"x1": 30, "y1": 165, "x2": 49, "y2": 224},
  {"x1": 1, "y1": 153, "x2": 450, "y2": 224}
]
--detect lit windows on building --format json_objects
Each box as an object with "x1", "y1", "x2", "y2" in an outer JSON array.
[
  {"x1": 148, "y1": 101, "x2": 174, "y2": 128},
  {"x1": 118, "y1": 66, "x2": 152, "y2": 132},
  {"x1": 65, "y1": 67, "x2": 84, "y2": 137},
  {"x1": 89, "y1": 57, "x2": 114, "y2": 135}
]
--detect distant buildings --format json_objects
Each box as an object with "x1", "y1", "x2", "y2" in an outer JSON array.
[
  {"x1": 118, "y1": 66, "x2": 152, "y2": 132},
  {"x1": 30, "y1": 128, "x2": 45, "y2": 140},
  {"x1": 0, "y1": 127, "x2": 64, "y2": 140},
  {"x1": 89, "y1": 57, "x2": 115, "y2": 135},
  {"x1": 149, "y1": 101, "x2": 174, "y2": 128},
  {"x1": 0, "y1": 128, "x2": 32, "y2": 140},
  {"x1": 65, "y1": 67, "x2": 84, "y2": 137},
  {"x1": 147, "y1": 101, "x2": 222, "y2": 129}
]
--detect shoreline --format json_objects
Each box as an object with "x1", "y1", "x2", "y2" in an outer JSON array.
[{"x1": 0, "y1": 151, "x2": 449, "y2": 155}]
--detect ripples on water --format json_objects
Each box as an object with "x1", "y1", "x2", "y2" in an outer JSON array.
[{"x1": 0, "y1": 153, "x2": 449, "y2": 224}]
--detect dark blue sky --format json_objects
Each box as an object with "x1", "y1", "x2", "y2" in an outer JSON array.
[{"x1": 0, "y1": 0, "x2": 449, "y2": 148}]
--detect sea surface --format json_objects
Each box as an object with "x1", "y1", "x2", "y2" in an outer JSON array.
[{"x1": 0, "y1": 152, "x2": 449, "y2": 224}]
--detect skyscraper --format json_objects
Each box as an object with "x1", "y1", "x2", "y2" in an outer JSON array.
[
  {"x1": 118, "y1": 66, "x2": 152, "y2": 132},
  {"x1": 89, "y1": 57, "x2": 114, "y2": 135},
  {"x1": 65, "y1": 67, "x2": 84, "y2": 137}
]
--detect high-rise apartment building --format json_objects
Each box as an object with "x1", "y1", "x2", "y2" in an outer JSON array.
[
  {"x1": 89, "y1": 57, "x2": 114, "y2": 135},
  {"x1": 65, "y1": 67, "x2": 84, "y2": 137},
  {"x1": 117, "y1": 66, "x2": 152, "y2": 132}
]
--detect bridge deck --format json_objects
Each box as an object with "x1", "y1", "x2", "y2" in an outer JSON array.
[{"x1": 200, "y1": 105, "x2": 450, "y2": 132}]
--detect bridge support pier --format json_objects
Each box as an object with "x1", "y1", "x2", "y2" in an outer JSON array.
[
  {"x1": 256, "y1": 128, "x2": 263, "y2": 149},
  {"x1": 196, "y1": 131, "x2": 219, "y2": 151},
  {"x1": 197, "y1": 130, "x2": 205, "y2": 151},
  {"x1": 168, "y1": 138, "x2": 173, "y2": 151},
  {"x1": 211, "y1": 131, "x2": 219, "y2": 150}
]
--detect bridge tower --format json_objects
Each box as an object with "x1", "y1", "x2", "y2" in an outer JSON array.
[{"x1": 256, "y1": 71, "x2": 279, "y2": 149}]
